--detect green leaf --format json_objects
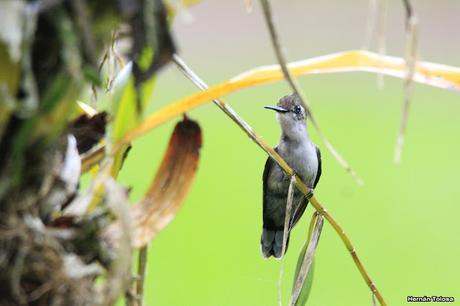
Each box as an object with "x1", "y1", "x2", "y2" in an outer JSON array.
[
  {"x1": 112, "y1": 77, "x2": 156, "y2": 142},
  {"x1": 292, "y1": 245, "x2": 315, "y2": 306},
  {"x1": 109, "y1": 62, "x2": 156, "y2": 177},
  {"x1": 0, "y1": 43, "x2": 20, "y2": 140},
  {"x1": 291, "y1": 213, "x2": 323, "y2": 306}
]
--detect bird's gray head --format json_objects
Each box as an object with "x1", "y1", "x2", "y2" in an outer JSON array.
[{"x1": 265, "y1": 93, "x2": 307, "y2": 140}]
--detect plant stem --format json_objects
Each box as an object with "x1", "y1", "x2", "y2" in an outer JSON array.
[
  {"x1": 135, "y1": 246, "x2": 148, "y2": 306},
  {"x1": 394, "y1": 0, "x2": 417, "y2": 164}
]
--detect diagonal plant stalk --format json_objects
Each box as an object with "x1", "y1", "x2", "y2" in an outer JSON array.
[
  {"x1": 363, "y1": 0, "x2": 378, "y2": 50},
  {"x1": 134, "y1": 246, "x2": 148, "y2": 306},
  {"x1": 258, "y1": 0, "x2": 363, "y2": 185},
  {"x1": 81, "y1": 143, "x2": 105, "y2": 173},
  {"x1": 171, "y1": 55, "x2": 387, "y2": 306},
  {"x1": 394, "y1": 0, "x2": 417, "y2": 164},
  {"x1": 376, "y1": 0, "x2": 387, "y2": 89}
]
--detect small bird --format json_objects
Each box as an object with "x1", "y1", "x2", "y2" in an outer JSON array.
[{"x1": 261, "y1": 93, "x2": 322, "y2": 259}]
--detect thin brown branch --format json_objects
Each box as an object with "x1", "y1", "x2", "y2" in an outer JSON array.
[
  {"x1": 70, "y1": 0, "x2": 97, "y2": 67},
  {"x1": 363, "y1": 0, "x2": 377, "y2": 50},
  {"x1": 402, "y1": 0, "x2": 413, "y2": 20},
  {"x1": 258, "y1": 0, "x2": 363, "y2": 185},
  {"x1": 172, "y1": 55, "x2": 282, "y2": 165},
  {"x1": 394, "y1": 0, "x2": 417, "y2": 164},
  {"x1": 376, "y1": 0, "x2": 387, "y2": 88},
  {"x1": 172, "y1": 55, "x2": 387, "y2": 306},
  {"x1": 134, "y1": 246, "x2": 148, "y2": 306},
  {"x1": 80, "y1": 144, "x2": 105, "y2": 173}
]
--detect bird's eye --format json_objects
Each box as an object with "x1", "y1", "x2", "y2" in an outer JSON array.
[{"x1": 293, "y1": 105, "x2": 302, "y2": 114}]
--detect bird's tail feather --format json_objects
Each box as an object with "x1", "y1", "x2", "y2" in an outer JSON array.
[{"x1": 261, "y1": 227, "x2": 290, "y2": 259}]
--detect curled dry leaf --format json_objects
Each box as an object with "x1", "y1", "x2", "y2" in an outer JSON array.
[{"x1": 131, "y1": 117, "x2": 202, "y2": 248}]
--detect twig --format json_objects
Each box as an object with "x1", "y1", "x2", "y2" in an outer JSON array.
[
  {"x1": 258, "y1": 0, "x2": 363, "y2": 185},
  {"x1": 106, "y1": 31, "x2": 126, "y2": 92},
  {"x1": 290, "y1": 212, "x2": 323, "y2": 306},
  {"x1": 376, "y1": 0, "x2": 387, "y2": 88},
  {"x1": 362, "y1": 0, "x2": 387, "y2": 83},
  {"x1": 394, "y1": 0, "x2": 417, "y2": 164},
  {"x1": 402, "y1": 0, "x2": 413, "y2": 19},
  {"x1": 135, "y1": 246, "x2": 148, "y2": 306},
  {"x1": 80, "y1": 144, "x2": 105, "y2": 173},
  {"x1": 172, "y1": 55, "x2": 278, "y2": 157},
  {"x1": 70, "y1": 0, "x2": 97, "y2": 67},
  {"x1": 363, "y1": 0, "x2": 377, "y2": 50},
  {"x1": 278, "y1": 176, "x2": 296, "y2": 306},
  {"x1": 172, "y1": 55, "x2": 387, "y2": 306}
]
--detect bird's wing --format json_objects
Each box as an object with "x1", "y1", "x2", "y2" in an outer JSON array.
[
  {"x1": 262, "y1": 149, "x2": 277, "y2": 226},
  {"x1": 289, "y1": 145, "x2": 322, "y2": 229},
  {"x1": 313, "y1": 145, "x2": 322, "y2": 188},
  {"x1": 262, "y1": 157, "x2": 273, "y2": 196}
]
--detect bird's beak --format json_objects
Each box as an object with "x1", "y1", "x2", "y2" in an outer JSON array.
[{"x1": 264, "y1": 106, "x2": 288, "y2": 113}]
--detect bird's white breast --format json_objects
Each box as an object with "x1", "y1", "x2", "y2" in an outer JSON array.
[{"x1": 278, "y1": 140, "x2": 318, "y2": 187}]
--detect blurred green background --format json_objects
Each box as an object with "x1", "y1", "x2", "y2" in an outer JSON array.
[{"x1": 117, "y1": 1, "x2": 460, "y2": 305}]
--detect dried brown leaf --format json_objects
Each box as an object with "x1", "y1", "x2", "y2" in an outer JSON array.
[{"x1": 131, "y1": 117, "x2": 202, "y2": 247}]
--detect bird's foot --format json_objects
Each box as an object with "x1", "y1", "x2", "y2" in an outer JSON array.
[
  {"x1": 290, "y1": 170, "x2": 314, "y2": 200},
  {"x1": 305, "y1": 188, "x2": 314, "y2": 200},
  {"x1": 291, "y1": 168, "x2": 301, "y2": 180}
]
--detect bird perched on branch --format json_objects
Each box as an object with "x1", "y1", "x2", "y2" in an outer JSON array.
[{"x1": 261, "y1": 93, "x2": 322, "y2": 259}]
